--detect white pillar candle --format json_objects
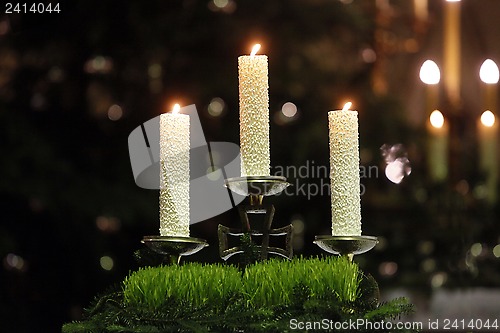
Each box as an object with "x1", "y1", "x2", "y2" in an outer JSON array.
[
  {"x1": 328, "y1": 102, "x2": 362, "y2": 236},
  {"x1": 238, "y1": 44, "x2": 270, "y2": 176},
  {"x1": 159, "y1": 104, "x2": 190, "y2": 237}
]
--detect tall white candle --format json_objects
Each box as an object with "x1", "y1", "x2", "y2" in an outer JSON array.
[
  {"x1": 159, "y1": 104, "x2": 190, "y2": 237},
  {"x1": 328, "y1": 102, "x2": 361, "y2": 236},
  {"x1": 238, "y1": 44, "x2": 270, "y2": 176}
]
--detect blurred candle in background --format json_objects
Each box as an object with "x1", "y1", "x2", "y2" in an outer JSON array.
[
  {"x1": 427, "y1": 110, "x2": 449, "y2": 183},
  {"x1": 478, "y1": 60, "x2": 499, "y2": 204},
  {"x1": 420, "y1": 59, "x2": 441, "y2": 117},
  {"x1": 444, "y1": 0, "x2": 461, "y2": 108}
]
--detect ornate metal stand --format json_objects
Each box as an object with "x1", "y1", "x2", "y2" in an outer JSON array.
[
  {"x1": 219, "y1": 176, "x2": 293, "y2": 261},
  {"x1": 142, "y1": 236, "x2": 208, "y2": 264},
  {"x1": 313, "y1": 235, "x2": 378, "y2": 261}
]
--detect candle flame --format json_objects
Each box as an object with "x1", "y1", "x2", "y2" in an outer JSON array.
[
  {"x1": 481, "y1": 110, "x2": 496, "y2": 127},
  {"x1": 172, "y1": 103, "x2": 181, "y2": 114},
  {"x1": 342, "y1": 102, "x2": 352, "y2": 111},
  {"x1": 430, "y1": 110, "x2": 445, "y2": 129},
  {"x1": 250, "y1": 44, "x2": 261, "y2": 57}
]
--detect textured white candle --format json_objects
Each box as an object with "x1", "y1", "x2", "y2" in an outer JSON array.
[
  {"x1": 328, "y1": 107, "x2": 361, "y2": 236},
  {"x1": 238, "y1": 49, "x2": 270, "y2": 176},
  {"x1": 159, "y1": 109, "x2": 190, "y2": 237}
]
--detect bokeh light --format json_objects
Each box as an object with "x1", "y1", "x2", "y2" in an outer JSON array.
[
  {"x1": 429, "y1": 110, "x2": 445, "y2": 128},
  {"x1": 479, "y1": 59, "x2": 499, "y2": 84},
  {"x1": 480, "y1": 110, "x2": 495, "y2": 127},
  {"x1": 208, "y1": 97, "x2": 225, "y2": 117},
  {"x1": 419, "y1": 60, "x2": 440, "y2": 84}
]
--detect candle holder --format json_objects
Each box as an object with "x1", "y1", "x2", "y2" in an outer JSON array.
[
  {"x1": 142, "y1": 236, "x2": 208, "y2": 265},
  {"x1": 313, "y1": 235, "x2": 378, "y2": 261},
  {"x1": 219, "y1": 176, "x2": 293, "y2": 261}
]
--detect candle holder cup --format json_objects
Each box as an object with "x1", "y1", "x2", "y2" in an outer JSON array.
[
  {"x1": 142, "y1": 236, "x2": 208, "y2": 265},
  {"x1": 313, "y1": 235, "x2": 378, "y2": 261}
]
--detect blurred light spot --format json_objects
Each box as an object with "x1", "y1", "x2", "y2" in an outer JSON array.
[
  {"x1": 339, "y1": 0, "x2": 353, "y2": 4},
  {"x1": 479, "y1": 59, "x2": 499, "y2": 84},
  {"x1": 421, "y1": 258, "x2": 436, "y2": 273},
  {"x1": 291, "y1": 215, "x2": 305, "y2": 234},
  {"x1": 429, "y1": 110, "x2": 444, "y2": 128},
  {"x1": 31, "y1": 93, "x2": 46, "y2": 110},
  {"x1": 48, "y1": 66, "x2": 65, "y2": 82},
  {"x1": 208, "y1": 97, "x2": 225, "y2": 117},
  {"x1": 213, "y1": 0, "x2": 228, "y2": 8},
  {"x1": 96, "y1": 216, "x2": 121, "y2": 233},
  {"x1": 375, "y1": 236, "x2": 387, "y2": 251},
  {"x1": 404, "y1": 38, "x2": 419, "y2": 53},
  {"x1": 108, "y1": 104, "x2": 123, "y2": 121},
  {"x1": 148, "y1": 63, "x2": 162, "y2": 79},
  {"x1": 84, "y1": 56, "x2": 113, "y2": 74},
  {"x1": 493, "y1": 245, "x2": 500, "y2": 258},
  {"x1": 206, "y1": 167, "x2": 222, "y2": 181},
  {"x1": 418, "y1": 240, "x2": 434, "y2": 255},
  {"x1": 208, "y1": 0, "x2": 236, "y2": 13},
  {"x1": 455, "y1": 180, "x2": 469, "y2": 195},
  {"x1": 100, "y1": 256, "x2": 114, "y2": 271},
  {"x1": 420, "y1": 60, "x2": 440, "y2": 84},
  {"x1": 470, "y1": 243, "x2": 483, "y2": 257},
  {"x1": 431, "y1": 272, "x2": 447, "y2": 288},
  {"x1": 381, "y1": 144, "x2": 411, "y2": 183},
  {"x1": 473, "y1": 184, "x2": 487, "y2": 200},
  {"x1": 281, "y1": 102, "x2": 297, "y2": 118},
  {"x1": 379, "y1": 262, "x2": 398, "y2": 277},
  {"x1": 385, "y1": 160, "x2": 406, "y2": 184},
  {"x1": 0, "y1": 17, "x2": 10, "y2": 35},
  {"x1": 480, "y1": 110, "x2": 495, "y2": 127},
  {"x1": 361, "y1": 48, "x2": 376, "y2": 63},
  {"x1": 3, "y1": 253, "x2": 27, "y2": 271}
]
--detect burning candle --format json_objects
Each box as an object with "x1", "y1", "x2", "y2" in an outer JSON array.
[
  {"x1": 427, "y1": 110, "x2": 449, "y2": 182},
  {"x1": 238, "y1": 44, "x2": 270, "y2": 176},
  {"x1": 478, "y1": 110, "x2": 498, "y2": 204},
  {"x1": 328, "y1": 102, "x2": 361, "y2": 236},
  {"x1": 159, "y1": 104, "x2": 190, "y2": 237}
]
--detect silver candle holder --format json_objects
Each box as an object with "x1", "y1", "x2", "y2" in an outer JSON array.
[
  {"x1": 313, "y1": 235, "x2": 378, "y2": 261},
  {"x1": 142, "y1": 235, "x2": 208, "y2": 265}
]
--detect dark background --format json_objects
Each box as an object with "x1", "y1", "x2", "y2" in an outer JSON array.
[{"x1": 1, "y1": 0, "x2": 499, "y2": 331}]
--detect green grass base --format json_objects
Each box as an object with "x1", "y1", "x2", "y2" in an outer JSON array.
[{"x1": 63, "y1": 257, "x2": 416, "y2": 333}]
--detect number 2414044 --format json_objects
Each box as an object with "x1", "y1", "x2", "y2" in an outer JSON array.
[{"x1": 5, "y1": 3, "x2": 60, "y2": 14}]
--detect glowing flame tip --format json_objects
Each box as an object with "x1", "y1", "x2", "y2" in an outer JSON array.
[
  {"x1": 342, "y1": 102, "x2": 352, "y2": 112},
  {"x1": 250, "y1": 44, "x2": 261, "y2": 57},
  {"x1": 172, "y1": 103, "x2": 181, "y2": 114}
]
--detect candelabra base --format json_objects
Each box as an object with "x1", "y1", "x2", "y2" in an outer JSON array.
[
  {"x1": 313, "y1": 235, "x2": 378, "y2": 261},
  {"x1": 219, "y1": 176, "x2": 293, "y2": 262},
  {"x1": 142, "y1": 236, "x2": 208, "y2": 265}
]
